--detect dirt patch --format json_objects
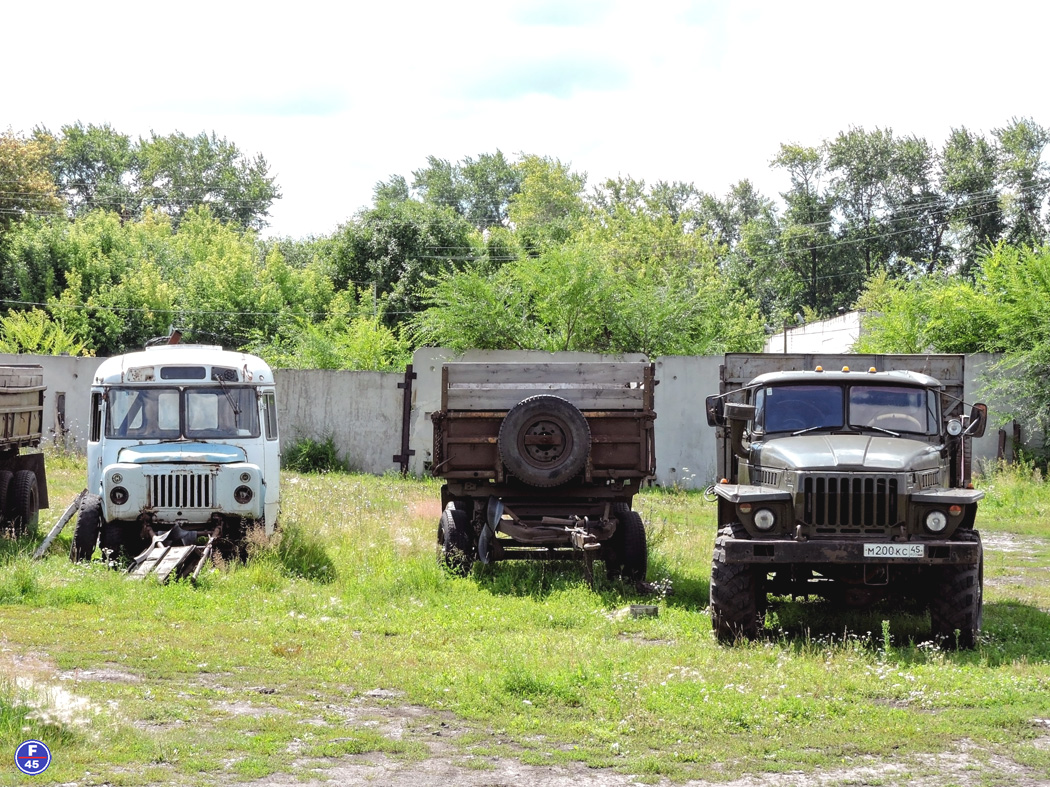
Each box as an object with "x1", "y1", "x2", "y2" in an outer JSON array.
[
  {"x1": 409, "y1": 499, "x2": 442, "y2": 521},
  {"x1": 226, "y1": 700, "x2": 1050, "y2": 787},
  {"x1": 983, "y1": 532, "x2": 1049, "y2": 556},
  {"x1": 58, "y1": 664, "x2": 143, "y2": 684}
]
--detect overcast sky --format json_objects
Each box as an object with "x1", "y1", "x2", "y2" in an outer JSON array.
[{"x1": 6, "y1": 0, "x2": 1047, "y2": 239}]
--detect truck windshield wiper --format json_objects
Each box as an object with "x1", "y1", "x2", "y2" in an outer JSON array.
[
  {"x1": 791, "y1": 425, "x2": 826, "y2": 436},
  {"x1": 867, "y1": 425, "x2": 900, "y2": 437}
]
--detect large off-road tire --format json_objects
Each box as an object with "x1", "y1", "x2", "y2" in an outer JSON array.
[
  {"x1": 929, "y1": 531, "x2": 983, "y2": 649},
  {"x1": 10, "y1": 470, "x2": 40, "y2": 538},
  {"x1": 498, "y1": 396, "x2": 590, "y2": 487},
  {"x1": 710, "y1": 523, "x2": 762, "y2": 643},
  {"x1": 70, "y1": 494, "x2": 103, "y2": 562},
  {"x1": 607, "y1": 504, "x2": 648, "y2": 582},
  {"x1": 438, "y1": 503, "x2": 475, "y2": 576},
  {"x1": 0, "y1": 470, "x2": 13, "y2": 526}
]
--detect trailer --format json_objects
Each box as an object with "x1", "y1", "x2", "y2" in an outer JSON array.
[
  {"x1": 0, "y1": 365, "x2": 49, "y2": 538},
  {"x1": 430, "y1": 361, "x2": 656, "y2": 582}
]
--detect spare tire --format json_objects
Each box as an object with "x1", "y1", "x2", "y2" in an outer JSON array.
[{"x1": 498, "y1": 395, "x2": 590, "y2": 487}]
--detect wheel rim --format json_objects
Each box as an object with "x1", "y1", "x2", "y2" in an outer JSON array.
[{"x1": 518, "y1": 417, "x2": 572, "y2": 468}]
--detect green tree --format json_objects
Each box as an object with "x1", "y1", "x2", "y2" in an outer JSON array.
[
  {"x1": 325, "y1": 198, "x2": 477, "y2": 327},
  {"x1": 826, "y1": 126, "x2": 897, "y2": 278},
  {"x1": 0, "y1": 308, "x2": 90, "y2": 356},
  {"x1": 993, "y1": 117, "x2": 1050, "y2": 248},
  {"x1": 770, "y1": 144, "x2": 844, "y2": 315},
  {"x1": 508, "y1": 154, "x2": 587, "y2": 252},
  {"x1": 411, "y1": 151, "x2": 522, "y2": 228},
  {"x1": 0, "y1": 129, "x2": 62, "y2": 232},
  {"x1": 939, "y1": 127, "x2": 1003, "y2": 276},
  {"x1": 40, "y1": 122, "x2": 139, "y2": 220},
  {"x1": 136, "y1": 130, "x2": 280, "y2": 231}
]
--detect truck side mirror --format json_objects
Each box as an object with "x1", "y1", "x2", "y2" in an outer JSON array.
[
  {"x1": 966, "y1": 403, "x2": 988, "y2": 438},
  {"x1": 705, "y1": 395, "x2": 725, "y2": 427}
]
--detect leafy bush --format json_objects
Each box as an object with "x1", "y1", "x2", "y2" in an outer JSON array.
[{"x1": 282, "y1": 435, "x2": 347, "y2": 473}]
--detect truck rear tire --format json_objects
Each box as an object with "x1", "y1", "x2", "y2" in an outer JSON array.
[
  {"x1": 498, "y1": 396, "x2": 590, "y2": 487},
  {"x1": 10, "y1": 470, "x2": 39, "y2": 538},
  {"x1": 70, "y1": 494, "x2": 103, "y2": 562},
  {"x1": 608, "y1": 504, "x2": 648, "y2": 582},
  {"x1": 929, "y1": 531, "x2": 983, "y2": 649},
  {"x1": 0, "y1": 470, "x2": 13, "y2": 526},
  {"x1": 439, "y1": 503, "x2": 474, "y2": 576},
  {"x1": 710, "y1": 523, "x2": 762, "y2": 643}
]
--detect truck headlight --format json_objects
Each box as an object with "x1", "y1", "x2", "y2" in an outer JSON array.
[
  {"x1": 753, "y1": 508, "x2": 776, "y2": 531},
  {"x1": 110, "y1": 487, "x2": 129, "y2": 506},
  {"x1": 234, "y1": 486, "x2": 254, "y2": 504},
  {"x1": 925, "y1": 510, "x2": 948, "y2": 533}
]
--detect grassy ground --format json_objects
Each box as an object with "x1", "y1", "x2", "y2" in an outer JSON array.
[{"x1": 1, "y1": 452, "x2": 1049, "y2": 785}]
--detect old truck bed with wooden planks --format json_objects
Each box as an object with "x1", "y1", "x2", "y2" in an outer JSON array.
[{"x1": 431, "y1": 361, "x2": 656, "y2": 486}]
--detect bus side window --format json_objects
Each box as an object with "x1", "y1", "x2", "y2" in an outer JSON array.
[
  {"x1": 89, "y1": 392, "x2": 102, "y2": 443},
  {"x1": 263, "y1": 393, "x2": 278, "y2": 440}
]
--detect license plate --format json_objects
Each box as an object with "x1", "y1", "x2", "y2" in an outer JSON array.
[{"x1": 863, "y1": 543, "x2": 924, "y2": 559}]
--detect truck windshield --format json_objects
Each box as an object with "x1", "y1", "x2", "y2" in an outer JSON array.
[
  {"x1": 848, "y1": 385, "x2": 936, "y2": 434},
  {"x1": 756, "y1": 383, "x2": 937, "y2": 435},
  {"x1": 106, "y1": 386, "x2": 260, "y2": 439},
  {"x1": 757, "y1": 385, "x2": 844, "y2": 432}
]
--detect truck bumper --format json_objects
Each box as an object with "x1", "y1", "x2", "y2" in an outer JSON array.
[{"x1": 720, "y1": 535, "x2": 981, "y2": 565}]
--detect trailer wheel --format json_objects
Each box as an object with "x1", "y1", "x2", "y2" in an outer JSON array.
[
  {"x1": 439, "y1": 503, "x2": 474, "y2": 576},
  {"x1": 929, "y1": 531, "x2": 983, "y2": 649},
  {"x1": 10, "y1": 470, "x2": 39, "y2": 538},
  {"x1": 710, "y1": 523, "x2": 762, "y2": 643},
  {"x1": 498, "y1": 395, "x2": 590, "y2": 487},
  {"x1": 70, "y1": 494, "x2": 103, "y2": 562},
  {"x1": 608, "y1": 504, "x2": 648, "y2": 582}
]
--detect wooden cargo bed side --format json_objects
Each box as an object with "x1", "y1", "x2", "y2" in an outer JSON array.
[
  {"x1": 432, "y1": 362, "x2": 656, "y2": 482},
  {"x1": 0, "y1": 365, "x2": 45, "y2": 447},
  {"x1": 442, "y1": 362, "x2": 653, "y2": 412}
]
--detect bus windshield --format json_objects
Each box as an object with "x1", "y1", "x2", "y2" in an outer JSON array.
[{"x1": 106, "y1": 386, "x2": 260, "y2": 440}]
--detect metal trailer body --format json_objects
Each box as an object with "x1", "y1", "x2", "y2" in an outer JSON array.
[
  {"x1": 75, "y1": 345, "x2": 281, "y2": 577},
  {"x1": 430, "y1": 362, "x2": 656, "y2": 580},
  {"x1": 0, "y1": 365, "x2": 49, "y2": 536},
  {"x1": 707, "y1": 353, "x2": 986, "y2": 647}
]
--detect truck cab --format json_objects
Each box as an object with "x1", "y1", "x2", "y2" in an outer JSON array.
[
  {"x1": 706, "y1": 355, "x2": 987, "y2": 647},
  {"x1": 72, "y1": 344, "x2": 280, "y2": 562}
]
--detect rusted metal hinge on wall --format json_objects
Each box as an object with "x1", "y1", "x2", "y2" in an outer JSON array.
[{"x1": 393, "y1": 364, "x2": 417, "y2": 474}]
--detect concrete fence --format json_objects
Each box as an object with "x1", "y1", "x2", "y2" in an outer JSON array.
[{"x1": 0, "y1": 348, "x2": 1020, "y2": 488}]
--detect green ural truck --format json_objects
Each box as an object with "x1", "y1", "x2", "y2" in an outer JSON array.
[{"x1": 705, "y1": 354, "x2": 987, "y2": 647}]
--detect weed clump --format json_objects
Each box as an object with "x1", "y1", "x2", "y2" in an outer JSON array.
[{"x1": 282, "y1": 435, "x2": 348, "y2": 474}]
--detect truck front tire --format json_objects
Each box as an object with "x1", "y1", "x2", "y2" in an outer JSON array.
[
  {"x1": 70, "y1": 494, "x2": 103, "y2": 562},
  {"x1": 711, "y1": 523, "x2": 762, "y2": 643},
  {"x1": 929, "y1": 531, "x2": 983, "y2": 649},
  {"x1": 498, "y1": 396, "x2": 590, "y2": 487}
]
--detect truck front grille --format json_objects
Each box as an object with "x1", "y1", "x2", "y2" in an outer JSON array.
[
  {"x1": 147, "y1": 472, "x2": 215, "y2": 509},
  {"x1": 801, "y1": 474, "x2": 900, "y2": 532}
]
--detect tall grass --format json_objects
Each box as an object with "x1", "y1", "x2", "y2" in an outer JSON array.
[{"x1": 0, "y1": 457, "x2": 1049, "y2": 784}]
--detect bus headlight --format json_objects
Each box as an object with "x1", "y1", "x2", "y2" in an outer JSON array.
[
  {"x1": 110, "y1": 487, "x2": 129, "y2": 506},
  {"x1": 234, "y1": 486, "x2": 254, "y2": 504}
]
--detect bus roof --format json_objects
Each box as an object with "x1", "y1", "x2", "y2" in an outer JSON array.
[{"x1": 93, "y1": 345, "x2": 274, "y2": 386}]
